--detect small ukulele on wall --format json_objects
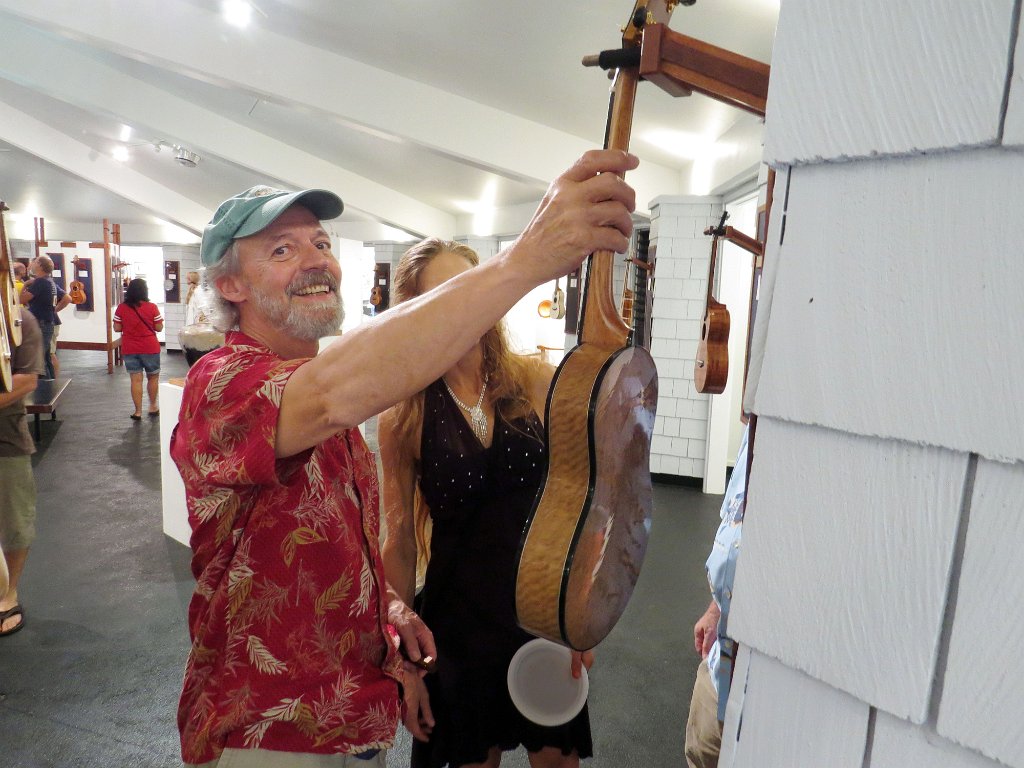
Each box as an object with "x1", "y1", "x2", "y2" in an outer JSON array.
[
  {"x1": 695, "y1": 211, "x2": 731, "y2": 394},
  {"x1": 550, "y1": 277, "x2": 566, "y2": 320}
]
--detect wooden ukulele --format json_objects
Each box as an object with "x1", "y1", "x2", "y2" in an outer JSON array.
[
  {"x1": 550, "y1": 277, "x2": 566, "y2": 320},
  {"x1": 0, "y1": 201, "x2": 22, "y2": 392},
  {"x1": 69, "y1": 280, "x2": 88, "y2": 305},
  {"x1": 369, "y1": 283, "x2": 383, "y2": 307},
  {"x1": 695, "y1": 211, "x2": 731, "y2": 394},
  {"x1": 514, "y1": 1, "x2": 668, "y2": 651}
]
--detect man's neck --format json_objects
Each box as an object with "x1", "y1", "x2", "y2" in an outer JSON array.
[{"x1": 238, "y1": 317, "x2": 318, "y2": 360}]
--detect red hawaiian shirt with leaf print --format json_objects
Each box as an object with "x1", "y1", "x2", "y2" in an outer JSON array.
[{"x1": 170, "y1": 331, "x2": 402, "y2": 765}]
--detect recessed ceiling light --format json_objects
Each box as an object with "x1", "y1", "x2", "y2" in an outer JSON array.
[
  {"x1": 120, "y1": 124, "x2": 133, "y2": 142},
  {"x1": 642, "y1": 129, "x2": 736, "y2": 161},
  {"x1": 112, "y1": 146, "x2": 130, "y2": 162},
  {"x1": 222, "y1": 0, "x2": 253, "y2": 28}
]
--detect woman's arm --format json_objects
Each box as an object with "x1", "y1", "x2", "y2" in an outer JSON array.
[{"x1": 379, "y1": 407, "x2": 420, "y2": 607}]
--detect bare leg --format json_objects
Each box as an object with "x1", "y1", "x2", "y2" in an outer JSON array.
[
  {"x1": 130, "y1": 372, "x2": 144, "y2": 417},
  {"x1": 527, "y1": 747, "x2": 579, "y2": 768},
  {"x1": 147, "y1": 373, "x2": 160, "y2": 414},
  {"x1": 52, "y1": 352, "x2": 60, "y2": 379},
  {"x1": 0, "y1": 547, "x2": 8, "y2": 600},
  {"x1": 458, "y1": 747, "x2": 502, "y2": 768},
  {"x1": 1, "y1": 548, "x2": 29, "y2": 632}
]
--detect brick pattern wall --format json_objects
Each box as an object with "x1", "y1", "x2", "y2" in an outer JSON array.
[{"x1": 647, "y1": 196, "x2": 722, "y2": 479}]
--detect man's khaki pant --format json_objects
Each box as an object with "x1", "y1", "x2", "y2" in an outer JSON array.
[{"x1": 684, "y1": 661, "x2": 722, "y2": 768}]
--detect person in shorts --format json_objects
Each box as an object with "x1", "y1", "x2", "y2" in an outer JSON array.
[
  {"x1": 113, "y1": 278, "x2": 164, "y2": 420},
  {"x1": 0, "y1": 309, "x2": 45, "y2": 637}
]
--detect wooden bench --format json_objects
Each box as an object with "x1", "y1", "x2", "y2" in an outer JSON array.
[{"x1": 25, "y1": 378, "x2": 71, "y2": 441}]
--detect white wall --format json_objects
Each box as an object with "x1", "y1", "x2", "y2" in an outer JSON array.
[
  {"x1": 724, "y1": 2, "x2": 1024, "y2": 767},
  {"x1": 121, "y1": 245, "x2": 167, "y2": 342},
  {"x1": 162, "y1": 244, "x2": 200, "y2": 351},
  {"x1": 39, "y1": 239, "x2": 112, "y2": 346}
]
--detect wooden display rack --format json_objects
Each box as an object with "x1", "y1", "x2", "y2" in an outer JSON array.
[{"x1": 38, "y1": 217, "x2": 123, "y2": 374}]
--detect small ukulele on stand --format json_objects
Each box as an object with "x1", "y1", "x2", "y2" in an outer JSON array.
[{"x1": 695, "y1": 212, "x2": 731, "y2": 394}]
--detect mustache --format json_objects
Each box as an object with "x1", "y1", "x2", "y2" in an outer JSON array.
[{"x1": 287, "y1": 270, "x2": 339, "y2": 296}]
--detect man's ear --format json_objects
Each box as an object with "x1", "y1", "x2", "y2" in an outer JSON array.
[{"x1": 215, "y1": 272, "x2": 247, "y2": 303}]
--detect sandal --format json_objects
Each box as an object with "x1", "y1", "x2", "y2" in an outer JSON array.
[
  {"x1": 130, "y1": 414, "x2": 142, "y2": 421},
  {"x1": 0, "y1": 604, "x2": 25, "y2": 637},
  {"x1": 148, "y1": 410, "x2": 160, "y2": 418}
]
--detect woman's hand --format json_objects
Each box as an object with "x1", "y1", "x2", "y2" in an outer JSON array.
[{"x1": 570, "y1": 649, "x2": 594, "y2": 679}]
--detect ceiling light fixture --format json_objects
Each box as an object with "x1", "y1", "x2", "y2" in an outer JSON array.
[
  {"x1": 222, "y1": 0, "x2": 253, "y2": 28},
  {"x1": 120, "y1": 124, "x2": 133, "y2": 142},
  {"x1": 174, "y1": 147, "x2": 201, "y2": 168},
  {"x1": 642, "y1": 129, "x2": 737, "y2": 161},
  {"x1": 112, "y1": 146, "x2": 130, "y2": 162}
]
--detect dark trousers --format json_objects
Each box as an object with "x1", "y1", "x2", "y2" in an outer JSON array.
[{"x1": 38, "y1": 321, "x2": 55, "y2": 379}]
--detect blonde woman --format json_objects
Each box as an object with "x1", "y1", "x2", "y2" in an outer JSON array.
[{"x1": 379, "y1": 239, "x2": 594, "y2": 768}]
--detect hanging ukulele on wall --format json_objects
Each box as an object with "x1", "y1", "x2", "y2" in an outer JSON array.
[
  {"x1": 515, "y1": 0, "x2": 771, "y2": 652},
  {"x1": 514, "y1": 1, "x2": 667, "y2": 652},
  {"x1": 695, "y1": 211, "x2": 731, "y2": 394}
]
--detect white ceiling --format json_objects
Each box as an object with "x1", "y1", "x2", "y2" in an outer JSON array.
[{"x1": 0, "y1": 0, "x2": 778, "y2": 244}]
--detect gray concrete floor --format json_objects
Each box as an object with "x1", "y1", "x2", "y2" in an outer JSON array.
[{"x1": 0, "y1": 349, "x2": 723, "y2": 767}]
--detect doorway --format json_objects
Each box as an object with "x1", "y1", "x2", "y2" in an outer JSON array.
[{"x1": 704, "y1": 192, "x2": 757, "y2": 493}]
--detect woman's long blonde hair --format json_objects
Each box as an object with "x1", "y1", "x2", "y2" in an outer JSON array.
[{"x1": 389, "y1": 237, "x2": 539, "y2": 570}]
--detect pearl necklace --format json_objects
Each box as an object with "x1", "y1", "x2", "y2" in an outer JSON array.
[{"x1": 443, "y1": 374, "x2": 489, "y2": 442}]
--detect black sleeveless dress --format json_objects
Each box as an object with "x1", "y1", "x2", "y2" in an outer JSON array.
[{"x1": 411, "y1": 380, "x2": 593, "y2": 768}]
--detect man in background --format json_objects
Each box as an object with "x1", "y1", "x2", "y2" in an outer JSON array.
[
  {"x1": 685, "y1": 426, "x2": 750, "y2": 768},
  {"x1": 13, "y1": 261, "x2": 27, "y2": 294}
]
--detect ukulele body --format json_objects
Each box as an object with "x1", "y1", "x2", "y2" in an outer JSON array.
[
  {"x1": 695, "y1": 299, "x2": 730, "y2": 394},
  {"x1": 516, "y1": 341, "x2": 657, "y2": 650},
  {"x1": 69, "y1": 281, "x2": 87, "y2": 305}
]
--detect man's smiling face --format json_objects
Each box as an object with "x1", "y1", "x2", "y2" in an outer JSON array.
[{"x1": 235, "y1": 204, "x2": 344, "y2": 342}]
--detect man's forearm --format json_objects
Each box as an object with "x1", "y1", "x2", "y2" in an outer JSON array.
[{"x1": 0, "y1": 374, "x2": 38, "y2": 408}]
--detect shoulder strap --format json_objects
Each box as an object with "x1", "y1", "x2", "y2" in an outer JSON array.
[{"x1": 129, "y1": 304, "x2": 158, "y2": 337}]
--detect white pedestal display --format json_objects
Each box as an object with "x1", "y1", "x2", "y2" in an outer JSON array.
[{"x1": 159, "y1": 381, "x2": 189, "y2": 546}]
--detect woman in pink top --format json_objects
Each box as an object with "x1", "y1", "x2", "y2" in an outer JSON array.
[{"x1": 113, "y1": 278, "x2": 164, "y2": 420}]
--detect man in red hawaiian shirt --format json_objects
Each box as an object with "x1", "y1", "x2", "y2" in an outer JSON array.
[{"x1": 171, "y1": 149, "x2": 639, "y2": 767}]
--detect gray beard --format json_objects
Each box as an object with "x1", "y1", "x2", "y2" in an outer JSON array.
[{"x1": 250, "y1": 284, "x2": 345, "y2": 341}]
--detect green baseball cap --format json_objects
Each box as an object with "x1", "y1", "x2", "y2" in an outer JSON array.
[{"x1": 200, "y1": 185, "x2": 344, "y2": 266}]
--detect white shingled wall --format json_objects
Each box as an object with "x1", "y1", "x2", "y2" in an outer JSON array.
[{"x1": 724, "y1": 1, "x2": 1024, "y2": 767}]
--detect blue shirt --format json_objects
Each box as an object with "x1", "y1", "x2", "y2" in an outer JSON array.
[
  {"x1": 25, "y1": 277, "x2": 56, "y2": 326},
  {"x1": 704, "y1": 424, "x2": 748, "y2": 720}
]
